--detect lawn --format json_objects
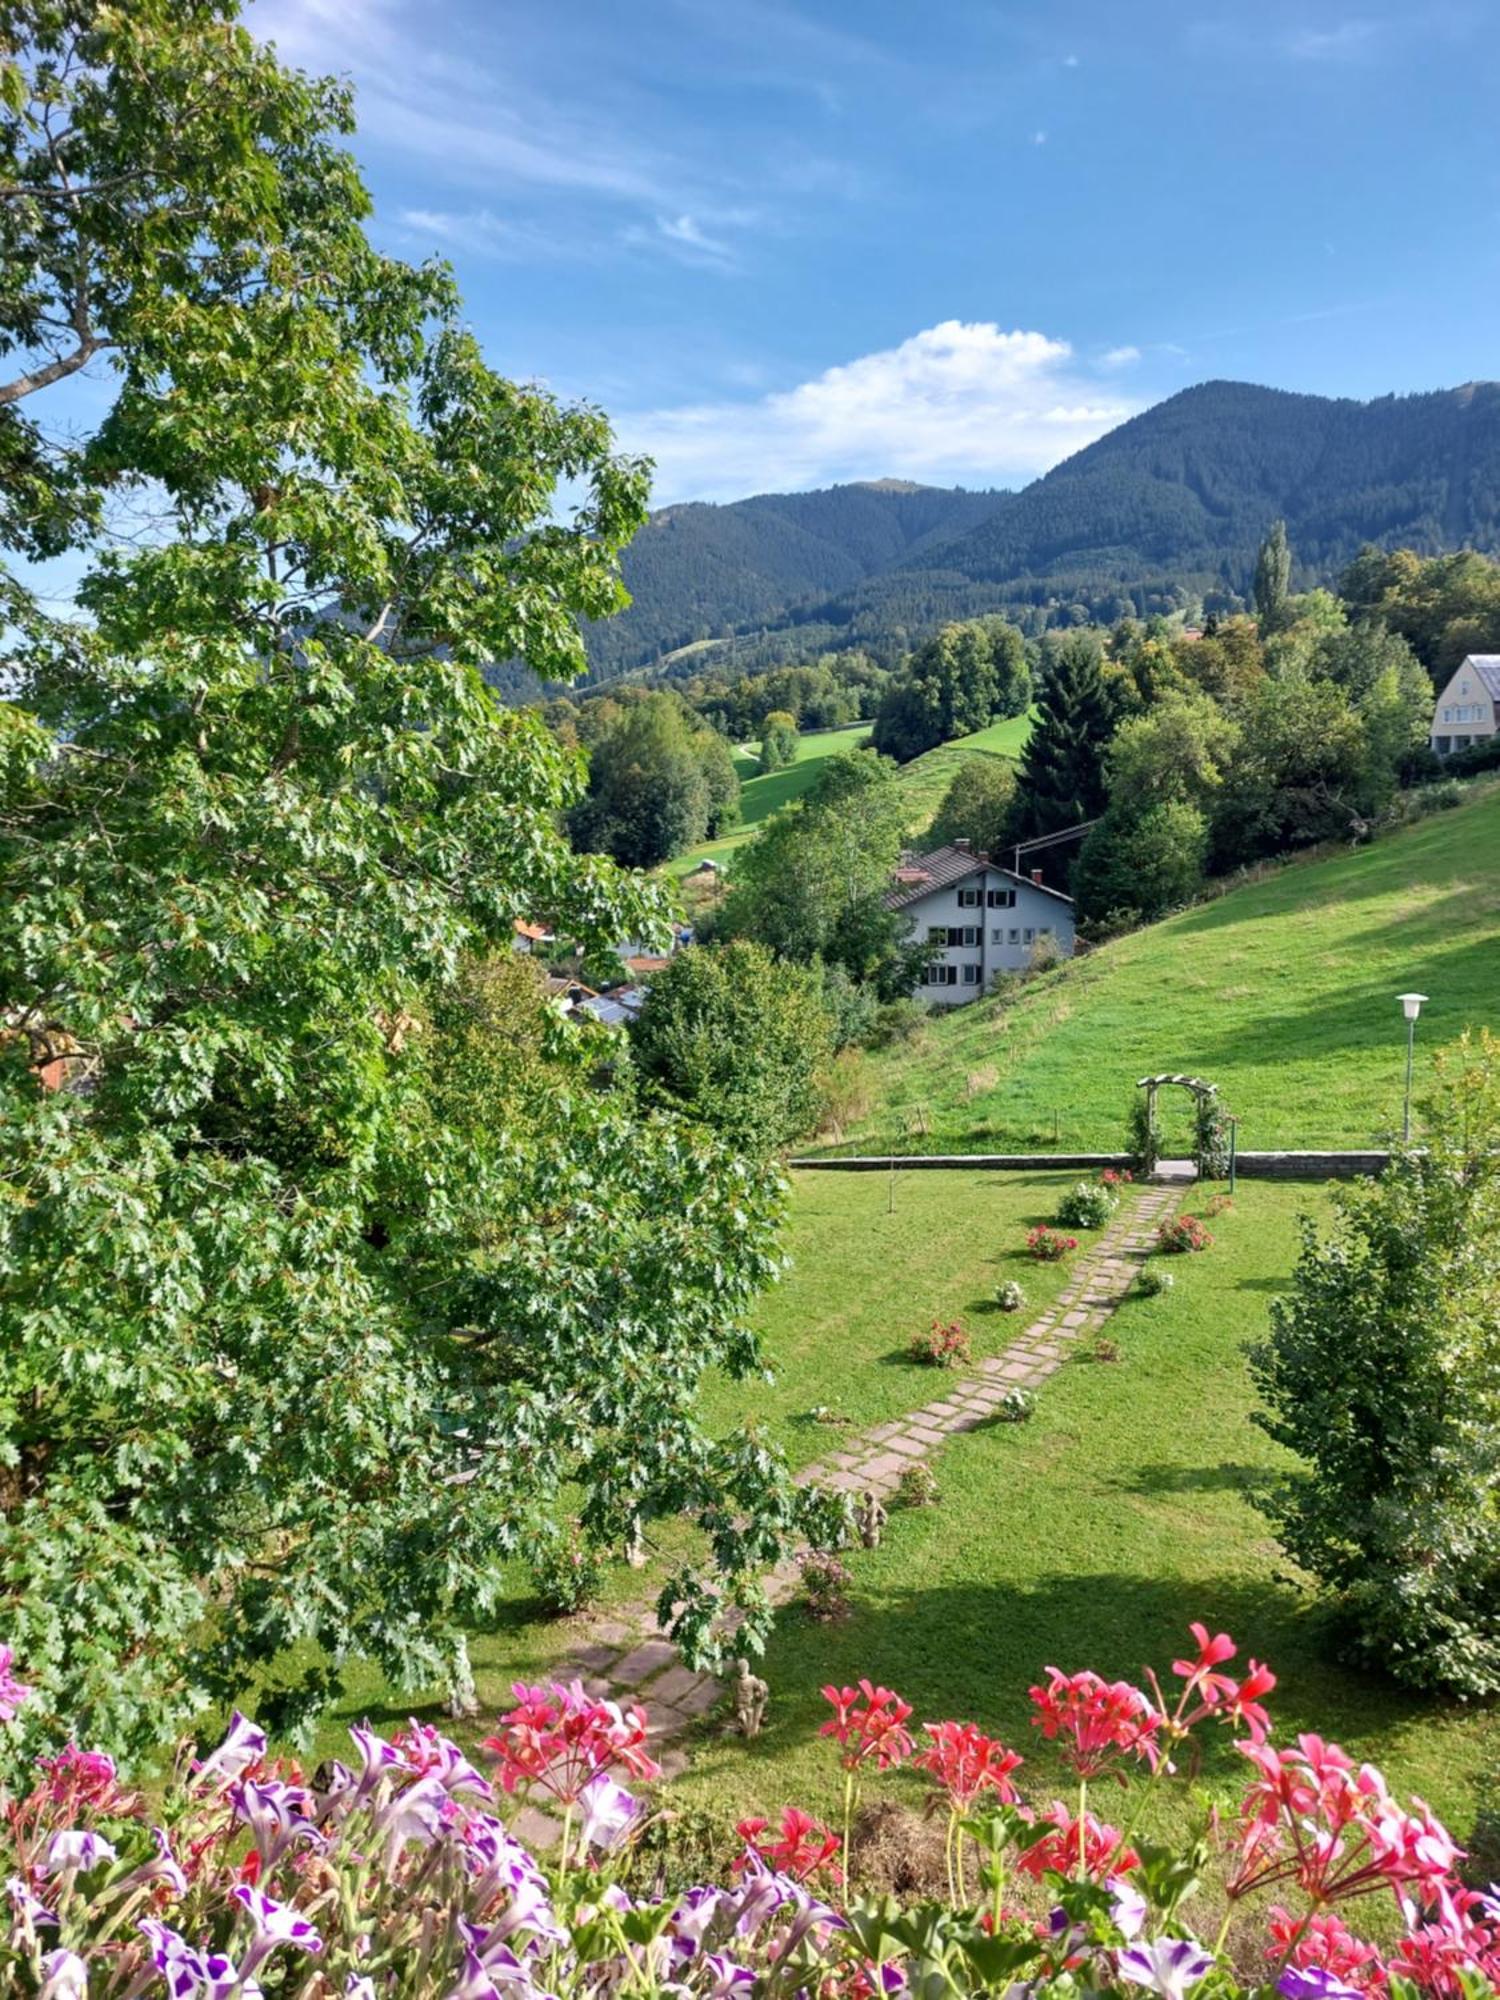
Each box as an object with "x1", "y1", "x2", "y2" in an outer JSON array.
[
  {"x1": 665, "y1": 1179, "x2": 1495, "y2": 1853},
  {"x1": 817, "y1": 781, "x2": 1500, "y2": 1155},
  {"x1": 290, "y1": 1172, "x2": 1494, "y2": 1867}
]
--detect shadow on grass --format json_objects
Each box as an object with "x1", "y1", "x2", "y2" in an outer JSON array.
[{"x1": 1120, "y1": 1461, "x2": 1276, "y2": 1502}]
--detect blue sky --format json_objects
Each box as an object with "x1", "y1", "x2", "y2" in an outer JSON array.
[{"x1": 249, "y1": 0, "x2": 1500, "y2": 506}]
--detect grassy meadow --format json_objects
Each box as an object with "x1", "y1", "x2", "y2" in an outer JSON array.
[
  {"x1": 291, "y1": 1171, "x2": 1495, "y2": 1860},
  {"x1": 817, "y1": 781, "x2": 1500, "y2": 1156}
]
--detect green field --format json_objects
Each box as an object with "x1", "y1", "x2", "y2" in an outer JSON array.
[
  {"x1": 819, "y1": 781, "x2": 1500, "y2": 1156},
  {"x1": 674, "y1": 724, "x2": 872, "y2": 877},
  {"x1": 293, "y1": 1172, "x2": 1493, "y2": 1859},
  {"x1": 675, "y1": 711, "x2": 1032, "y2": 881}
]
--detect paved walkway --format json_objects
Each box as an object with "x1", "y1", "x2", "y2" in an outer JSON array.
[{"x1": 509, "y1": 1174, "x2": 1189, "y2": 1846}]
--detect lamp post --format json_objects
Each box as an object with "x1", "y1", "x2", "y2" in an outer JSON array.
[{"x1": 1397, "y1": 993, "x2": 1428, "y2": 1144}]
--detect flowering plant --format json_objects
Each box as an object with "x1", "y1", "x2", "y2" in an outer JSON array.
[
  {"x1": 1156, "y1": 1213, "x2": 1213, "y2": 1254},
  {"x1": 1027, "y1": 1226, "x2": 1078, "y2": 1262},
  {"x1": 1056, "y1": 1181, "x2": 1118, "y2": 1229},
  {"x1": 908, "y1": 1320, "x2": 973, "y2": 1367},
  {"x1": 996, "y1": 1386, "x2": 1036, "y2": 1422},
  {"x1": 994, "y1": 1278, "x2": 1028, "y2": 1312},
  {"x1": 802, "y1": 1552, "x2": 854, "y2": 1621},
  {"x1": 1101, "y1": 1168, "x2": 1135, "y2": 1187},
  {"x1": 895, "y1": 1463, "x2": 939, "y2": 1508},
  {"x1": 1, "y1": 1636, "x2": 1496, "y2": 2000},
  {"x1": 1136, "y1": 1267, "x2": 1174, "y2": 1298}
]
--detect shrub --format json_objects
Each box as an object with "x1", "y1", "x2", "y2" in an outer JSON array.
[
  {"x1": 908, "y1": 1319, "x2": 973, "y2": 1367},
  {"x1": 1126, "y1": 1090, "x2": 1160, "y2": 1175},
  {"x1": 530, "y1": 1527, "x2": 604, "y2": 1614},
  {"x1": 1100, "y1": 1167, "x2": 1134, "y2": 1187},
  {"x1": 1087, "y1": 1334, "x2": 1121, "y2": 1363},
  {"x1": 802, "y1": 1551, "x2": 853, "y2": 1619},
  {"x1": 1193, "y1": 1090, "x2": 1233, "y2": 1179},
  {"x1": 896, "y1": 1463, "x2": 940, "y2": 1508},
  {"x1": 1417, "y1": 776, "x2": 1466, "y2": 814},
  {"x1": 1203, "y1": 1191, "x2": 1234, "y2": 1217},
  {"x1": 1055, "y1": 1180, "x2": 1118, "y2": 1229},
  {"x1": 1155, "y1": 1213, "x2": 1213, "y2": 1254},
  {"x1": 1, "y1": 1630, "x2": 1496, "y2": 1998},
  {"x1": 996, "y1": 1386, "x2": 1036, "y2": 1422},
  {"x1": 862, "y1": 997, "x2": 928, "y2": 1052},
  {"x1": 994, "y1": 1277, "x2": 1028, "y2": 1312},
  {"x1": 1249, "y1": 1030, "x2": 1500, "y2": 1697},
  {"x1": 1136, "y1": 1267, "x2": 1174, "y2": 1298},
  {"x1": 1027, "y1": 1225, "x2": 1078, "y2": 1262}
]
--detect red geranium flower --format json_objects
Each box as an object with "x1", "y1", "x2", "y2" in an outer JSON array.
[
  {"x1": 916, "y1": 1720, "x2": 1024, "y2": 1813},
  {"x1": 734, "y1": 1805, "x2": 841, "y2": 1882},
  {"x1": 819, "y1": 1680, "x2": 914, "y2": 1772},
  {"x1": 1028, "y1": 1667, "x2": 1162, "y2": 1778}
]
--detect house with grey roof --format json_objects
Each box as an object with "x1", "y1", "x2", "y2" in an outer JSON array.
[
  {"x1": 885, "y1": 840, "x2": 1076, "y2": 1007},
  {"x1": 1431, "y1": 655, "x2": 1500, "y2": 757}
]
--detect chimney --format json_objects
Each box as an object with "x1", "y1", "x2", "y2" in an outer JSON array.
[
  {"x1": 953, "y1": 837, "x2": 971, "y2": 853},
  {"x1": 1031, "y1": 868, "x2": 1044, "y2": 885}
]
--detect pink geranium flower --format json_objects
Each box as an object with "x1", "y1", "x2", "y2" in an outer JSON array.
[
  {"x1": 916, "y1": 1720, "x2": 1024, "y2": 1812},
  {"x1": 819, "y1": 1681, "x2": 914, "y2": 1771},
  {"x1": 1028, "y1": 1668, "x2": 1162, "y2": 1778},
  {"x1": 485, "y1": 1679, "x2": 659, "y2": 1806}
]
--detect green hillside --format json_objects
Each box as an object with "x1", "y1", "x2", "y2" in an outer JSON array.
[
  {"x1": 819, "y1": 780, "x2": 1500, "y2": 1155},
  {"x1": 675, "y1": 712, "x2": 1031, "y2": 879}
]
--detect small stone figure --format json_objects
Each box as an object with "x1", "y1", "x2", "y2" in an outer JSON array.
[
  {"x1": 624, "y1": 1518, "x2": 648, "y2": 1569},
  {"x1": 856, "y1": 1487, "x2": 888, "y2": 1549},
  {"x1": 733, "y1": 1656, "x2": 769, "y2": 1739},
  {"x1": 444, "y1": 1634, "x2": 480, "y2": 1720}
]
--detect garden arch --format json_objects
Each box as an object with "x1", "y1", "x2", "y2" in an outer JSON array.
[{"x1": 1132, "y1": 1073, "x2": 1234, "y2": 1180}]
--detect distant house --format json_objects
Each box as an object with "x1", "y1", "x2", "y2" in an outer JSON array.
[
  {"x1": 885, "y1": 840, "x2": 1076, "y2": 1007},
  {"x1": 1431, "y1": 655, "x2": 1500, "y2": 757},
  {"x1": 513, "y1": 919, "x2": 553, "y2": 954}
]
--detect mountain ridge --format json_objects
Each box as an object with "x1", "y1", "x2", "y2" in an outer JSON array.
[{"x1": 573, "y1": 378, "x2": 1500, "y2": 687}]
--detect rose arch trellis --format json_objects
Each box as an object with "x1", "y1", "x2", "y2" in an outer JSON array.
[{"x1": 1132, "y1": 1073, "x2": 1235, "y2": 1181}]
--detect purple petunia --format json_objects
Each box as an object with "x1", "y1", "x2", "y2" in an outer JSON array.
[
  {"x1": 1278, "y1": 1969, "x2": 1368, "y2": 2000},
  {"x1": 41, "y1": 1829, "x2": 116, "y2": 1877},
  {"x1": 229, "y1": 1883, "x2": 323, "y2": 1954},
  {"x1": 193, "y1": 1711, "x2": 266, "y2": 1791},
  {"x1": 578, "y1": 1772, "x2": 639, "y2": 1852},
  {"x1": 1116, "y1": 1937, "x2": 1216, "y2": 2000},
  {"x1": 38, "y1": 1949, "x2": 88, "y2": 2000},
  {"x1": 140, "y1": 1920, "x2": 247, "y2": 2000}
]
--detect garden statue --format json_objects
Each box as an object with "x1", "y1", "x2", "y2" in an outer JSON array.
[
  {"x1": 733, "y1": 1656, "x2": 769, "y2": 1738},
  {"x1": 856, "y1": 1487, "x2": 888, "y2": 1549},
  {"x1": 624, "y1": 1518, "x2": 648, "y2": 1569}
]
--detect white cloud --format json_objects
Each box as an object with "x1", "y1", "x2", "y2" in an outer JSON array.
[
  {"x1": 621, "y1": 212, "x2": 739, "y2": 268},
  {"x1": 620, "y1": 320, "x2": 1141, "y2": 504},
  {"x1": 1032, "y1": 128, "x2": 1048, "y2": 145},
  {"x1": 395, "y1": 207, "x2": 566, "y2": 259},
  {"x1": 1283, "y1": 18, "x2": 1380, "y2": 59},
  {"x1": 1101, "y1": 344, "x2": 1142, "y2": 368},
  {"x1": 1062, "y1": 52, "x2": 1081, "y2": 66}
]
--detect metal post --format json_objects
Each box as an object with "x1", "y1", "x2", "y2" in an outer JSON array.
[
  {"x1": 1403, "y1": 1014, "x2": 1416, "y2": 1144},
  {"x1": 1229, "y1": 1116, "x2": 1237, "y2": 1195}
]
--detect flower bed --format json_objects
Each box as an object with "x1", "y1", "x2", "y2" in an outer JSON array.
[
  {"x1": 908, "y1": 1319, "x2": 972, "y2": 1367},
  {"x1": 1027, "y1": 1225, "x2": 1079, "y2": 1262},
  {"x1": 0, "y1": 1634, "x2": 1496, "y2": 1999},
  {"x1": 1156, "y1": 1212, "x2": 1214, "y2": 1254}
]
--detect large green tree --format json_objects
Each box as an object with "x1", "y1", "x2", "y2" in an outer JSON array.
[
  {"x1": 570, "y1": 694, "x2": 729, "y2": 866},
  {"x1": 870, "y1": 617, "x2": 1028, "y2": 763},
  {"x1": 1253, "y1": 518, "x2": 1293, "y2": 633},
  {"x1": 1249, "y1": 1034, "x2": 1500, "y2": 1696},
  {"x1": 1008, "y1": 634, "x2": 1117, "y2": 843},
  {"x1": 0, "y1": 2, "x2": 830, "y2": 1769},
  {"x1": 629, "y1": 941, "x2": 833, "y2": 1154}
]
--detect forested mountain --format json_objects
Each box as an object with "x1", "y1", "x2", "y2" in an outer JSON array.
[{"x1": 575, "y1": 380, "x2": 1500, "y2": 685}]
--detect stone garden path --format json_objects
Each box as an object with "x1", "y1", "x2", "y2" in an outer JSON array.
[{"x1": 509, "y1": 1175, "x2": 1189, "y2": 1847}]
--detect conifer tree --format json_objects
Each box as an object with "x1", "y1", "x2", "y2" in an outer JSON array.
[{"x1": 1008, "y1": 637, "x2": 1117, "y2": 844}]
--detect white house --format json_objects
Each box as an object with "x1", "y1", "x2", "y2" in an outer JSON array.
[
  {"x1": 885, "y1": 840, "x2": 1076, "y2": 1008},
  {"x1": 1431, "y1": 655, "x2": 1500, "y2": 757}
]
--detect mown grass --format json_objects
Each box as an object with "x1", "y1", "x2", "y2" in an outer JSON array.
[
  {"x1": 288, "y1": 1173, "x2": 1494, "y2": 1864},
  {"x1": 666, "y1": 1179, "x2": 1496, "y2": 1849},
  {"x1": 817, "y1": 782, "x2": 1500, "y2": 1156}
]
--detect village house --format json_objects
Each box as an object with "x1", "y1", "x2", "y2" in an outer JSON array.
[
  {"x1": 885, "y1": 840, "x2": 1076, "y2": 1007},
  {"x1": 1431, "y1": 654, "x2": 1500, "y2": 756}
]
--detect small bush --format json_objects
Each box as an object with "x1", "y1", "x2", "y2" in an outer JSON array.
[
  {"x1": 996, "y1": 1386, "x2": 1036, "y2": 1422},
  {"x1": 809, "y1": 1404, "x2": 850, "y2": 1428},
  {"x1": 1100, "y1": 1167, "x2": 1134, "y2": 1187},
  {"x1": 1136, "y1": 1267, "x2": 1174, "y2": 1298},
  {"x1": 1416, "y1": 777, "x2": 1466, "y2": 814},
  {"x1": 994, "y1": 1277, "x2": 1027, "y2": 1312},
  {"x1": 862, "y1": 998, "x2": 928, "y2": 1052},
  {"x1": 1026, "y1": 1225, "x2": 1078, "y2": 1262},
  {"x1": 1055, "y1": 1179, "x2": 1117, "y2": 1229},
  {"x1": 531, "y1": 1526, "x2": 603, "y2": 1614},
  {"x1": 1203, "y1": 1191, "x2": 1234, "y2": 1217},
  {"x1": 802, "y1": 1550, "x2": 852, "y2": 1620},
  {"x1": 1156, "y1": 1212, "x2": 1213, "y2": 1255},
  {"x1": 908, "y1": 1318, "x2": 972, "y2": 1367},
  {"x1": 896, "y1": 1462, "x2": 939, "y2": 1508},
  {"x1": 815, "y1": 1048, "x2": 873, "y2": 1139},
  {"x1": 1086, "y1": 1334, "x2": 1121, "y2": 1363}
]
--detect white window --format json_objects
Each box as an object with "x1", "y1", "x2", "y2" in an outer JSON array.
[
  {"x1": 1024, "y1": 927, "x2": 1035, "y2": 944},
  {"x1": 991, "y1": 927, "x2": 1005, "y2": 945},
  {"x1": 961, "y1": 963, "x2": 982, "y2": 985},
  {"x1": 1040, "y1": 926, "x2": 1052, "y2": 939},
  {"x1": 958, "y1": 886, "x2": 981, "y2": 908},
  {"x1": 927, "y1": 925, "x2": 946, "y2": 945},
  {"x1": 1008, "y1": 928, "x2": 1020, "y2": 945},
  {"x1": 985, "y1": 887, "x2": 1016, "y2": 909},
  {"x1": 927, "y1": 962, "x2": 957, "y2": 987},
  {"x1": 961, "y1": 925, "x2": 979, "y2": 947}
]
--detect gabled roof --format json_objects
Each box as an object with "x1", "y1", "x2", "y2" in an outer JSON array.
[
  {"x1": 1459, "y1": 655, "x2": 1500, "y2": 700},
  {"x1": 885, "y1": 843, "x2": 1075, "y2": 911}
]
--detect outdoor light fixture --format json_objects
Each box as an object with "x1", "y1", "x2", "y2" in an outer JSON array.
[{"x1": 1397, "y1": 992, "x2": 1428, "y2": 1143}]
